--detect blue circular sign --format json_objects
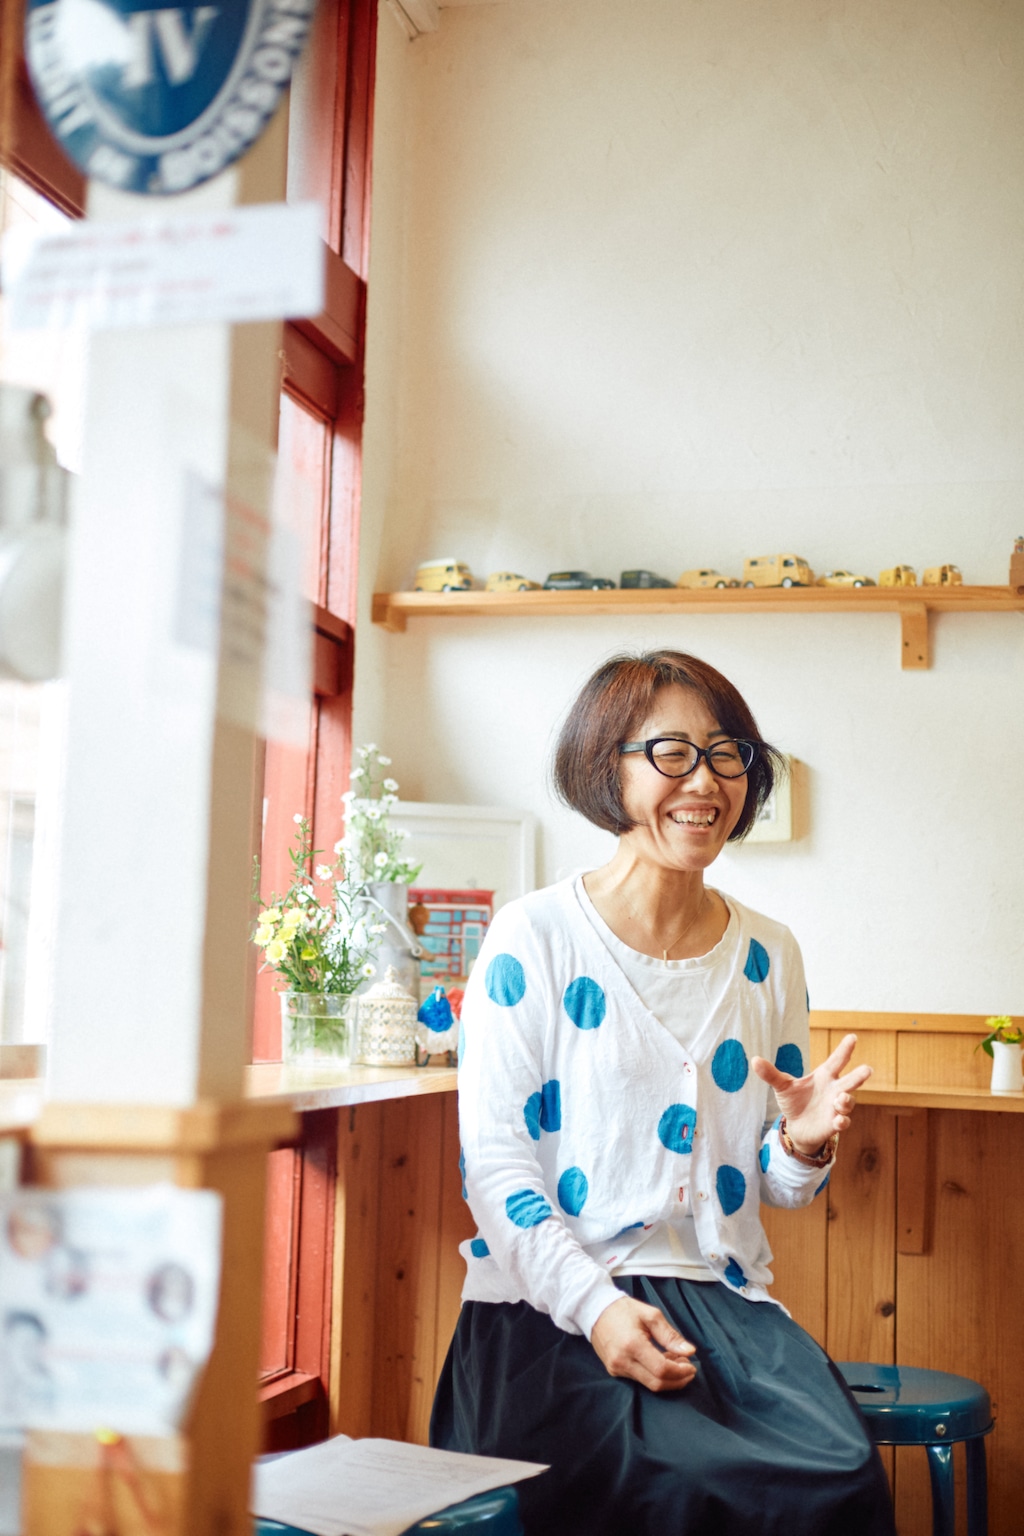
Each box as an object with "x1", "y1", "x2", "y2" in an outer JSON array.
[{"x1": 25, "y1": 0, "x2": 316, "y2": 195}]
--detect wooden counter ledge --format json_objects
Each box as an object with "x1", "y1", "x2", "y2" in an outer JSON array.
[{"x1": 244, "y1": 1061, "x2": 459, "y2": 1111}]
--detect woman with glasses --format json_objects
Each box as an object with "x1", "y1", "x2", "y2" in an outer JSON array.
[{"x1": 431, "y1": 650, "x2": 894, "y2": 1535}]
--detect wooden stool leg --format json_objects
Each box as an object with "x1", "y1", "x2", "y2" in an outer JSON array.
[
  {"x1": 925, "y1": 1444, "x2": 955, "y2": 1536},
  {"x1": 965, "y1": 1436, "x2": 988, "y2": 1536}
]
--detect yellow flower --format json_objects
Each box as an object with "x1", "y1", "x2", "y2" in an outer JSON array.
[
  {"x1": 254, "y1": 926, "x2": 274, "y2": 947},
  {"x1": 300, "y1": 946, "x2": 317, "y2": 961},
  {"x1": 260, "y1": 907, "x2": 281, "y2": 924},
  {"x1": 265, "y1": 939, "x2": 287, "y2": 963}
]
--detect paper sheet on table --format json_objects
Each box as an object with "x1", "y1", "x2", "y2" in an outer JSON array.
[{"x1": 251, "y1": 1435, "x2": 547, "y2": 1536}]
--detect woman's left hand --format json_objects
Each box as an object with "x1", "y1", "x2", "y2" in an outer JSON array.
[{"x1": 751, "y1": 1033, "x2": 872, "y2": 1157}]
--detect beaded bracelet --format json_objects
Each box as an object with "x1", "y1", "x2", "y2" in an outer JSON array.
[{"x1": 778, "y1": 1117, "x2": 839, "y2": 1168}]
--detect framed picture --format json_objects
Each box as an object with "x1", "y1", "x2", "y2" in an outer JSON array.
[{"x1": 391, "y1": 802, "x2": 536, "y2": 912}]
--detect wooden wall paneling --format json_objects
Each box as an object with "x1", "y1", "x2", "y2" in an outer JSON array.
[
  {"x1": 831, "y1": 1028, "x2": 898, "y2": 1089},
  {"x1": 331, "y1": 1102, "x2": 384, "y2": 1438},
  {"x1": 825, "y1": 1106, "x2": 897, "y2": 1365},
  {"x1": 894, "y1": 1111, "x2": 1024, "y2": 1536},
  {"x1": 895, "y1": 1111, "x2": 930, "y2": 1255},
  {"x1": 760, "y1": 1198, "x2": 828, "y2": 1347},
  {"x1": 434, "y1": 1092, "x2": 476, "y2": 1384},
  {"x1": 897, "y1": 1032, "x2": 991, "y2": 1091},
  {"x1": 372, "y1": 1096, "x2": 447, "y2": 1445}
]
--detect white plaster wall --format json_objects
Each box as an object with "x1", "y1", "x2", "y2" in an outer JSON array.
[{"x1": 357, "y1": 0, "x2": 1024, "y2": 1013}]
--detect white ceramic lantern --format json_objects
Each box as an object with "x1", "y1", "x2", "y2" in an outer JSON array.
[{"x1": 355, "y1": 966, "x2": 418, "y2": 1067}]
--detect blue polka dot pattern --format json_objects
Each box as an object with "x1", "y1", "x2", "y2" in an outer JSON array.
[
  {"x1": 743, "y1": 938, "x2": 770, "y2": 983},
  {"x1": 486, "y1": 953, "x2": 527, "y2": 1007},
  {"x1": 758, "y1": 1143, "x2": 770, "y2": 1173},
  {"x1": 524, "y1": 1080, "x2": 562, "y2": 1140},
  {"x1": 712, "y1": 1038, "x2": 749, "y2": 1093},
  {"x1": 775, "y1": 1043, "x2": 804, "y2": 1078},
  {"x1": 724, "y1": 1257, "x2": 747, "y2": 1288},
  {"x1": 540, "y1": 1079, "x2": 562, "y2": 1132},
  {"x1": 815, "y1": 1170, "x2": 832, "y2": 1197},
  {"x1": 557, "y1": 1166, "x2": 589, "y2": 1217},
  {"x1": 716, "y1": 1165, "x2": 746, "y2": 1216},
  {"x1": 772, "y1": 1114, "x2": 783, "y2": 1132},
  {"x1": 470, "y1": 1237, "x2": 490, "y2": 1258},
  {"x1": 617, "y1": 1221, "x2": 644, "y2": 1235},
  {"x1": 459, "y1": 1147, "x2": 467, "y2": 1199},
  {"x1": 563, "y1": 976, "x2": 606, "y2": 1030},
  {"x1": 506, "y1": 1189, "x2": 552, "y2": 1228},
  {"x1": 657, "y1": 1103, "x2": 697, "y2": 1154}
]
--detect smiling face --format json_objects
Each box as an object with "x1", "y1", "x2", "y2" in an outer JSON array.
[{"x1": 617, "y1": 684, "x2": 749, "y2": 873}]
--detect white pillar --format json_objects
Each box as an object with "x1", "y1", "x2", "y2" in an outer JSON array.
[{"x1": 48, "y1": 119, "x2": 288, "y2": 1106}]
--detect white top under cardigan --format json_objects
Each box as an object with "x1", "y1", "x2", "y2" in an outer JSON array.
[{"x1": 457, "y1": 877, "x2": 833, "y2": 1339}]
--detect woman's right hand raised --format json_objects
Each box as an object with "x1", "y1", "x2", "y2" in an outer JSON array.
[{"x1": 590, "y1": 1295, "x2": 697, "y2": 1392}]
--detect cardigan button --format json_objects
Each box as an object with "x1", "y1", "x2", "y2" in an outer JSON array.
[{"x1": 697, "y1": 1191, "x2": 707, "y2": 1200}]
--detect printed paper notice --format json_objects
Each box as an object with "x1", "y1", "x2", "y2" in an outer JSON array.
[
  {"x1": 2, "y1": 201, "x2": 324, "y2": 332},
  {"x1": 252, "y1": 1436, "x2": 547, "y2": 1536},
  {"x1": 0, "y1": 1184, "x2": 222, "y2": 1435}
]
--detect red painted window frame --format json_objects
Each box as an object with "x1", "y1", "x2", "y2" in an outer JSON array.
[{"x1": 255, "y1": 0, "x2": 377, "y2": 1446}]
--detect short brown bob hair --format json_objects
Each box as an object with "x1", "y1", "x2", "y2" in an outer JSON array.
[{"x1": 552, "y1": 650, "x2": 785, "y2": 842}]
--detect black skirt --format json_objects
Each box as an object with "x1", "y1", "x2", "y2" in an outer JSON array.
[{"x1": 430, "y1": 1276, "x2": 896, "y2": 1536}]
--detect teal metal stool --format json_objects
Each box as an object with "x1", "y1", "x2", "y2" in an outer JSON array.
[
  {"x1": 255, "y1": 1484, "x2": 522, "y2": 1535},
  {"x1": 838, "y1": 1361, "x2": 992, "y2": 1536}
]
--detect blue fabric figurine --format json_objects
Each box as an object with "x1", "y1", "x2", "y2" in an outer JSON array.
[{"x1": 416, "y1": 986, "x2": 458, "y2": 1063}]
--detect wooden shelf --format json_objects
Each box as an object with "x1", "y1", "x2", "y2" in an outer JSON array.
[{"x1": 371, "y1": 584, "x2": 1024, "y2": 669}]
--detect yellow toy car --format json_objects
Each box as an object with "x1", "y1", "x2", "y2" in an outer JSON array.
[
  {"x1": 742, "y1": 554, "x2": 814, "y2": 588},
  {"x1": 922, "y1": 564, "x2": 963, "y2": 586},
  {"x1": 676, "y1": 569, "x2": 740, "y2": 589},
  {"x1": 879, "y1": 565, "x2": 917, "y2": 587},
  {"x1": 485, "y1": 571, "x2": 542, "y2": 592},
  {"x1": 413, "y1": 559, "x2": 474, "y2": 592},
  {"x1": 815, "y1": 569, "x2": 876, "y2": 588}
]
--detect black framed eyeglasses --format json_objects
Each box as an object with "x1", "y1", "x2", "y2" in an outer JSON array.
[{"x1": 618, "y1": 737, "x2": 759, "y2": 779}]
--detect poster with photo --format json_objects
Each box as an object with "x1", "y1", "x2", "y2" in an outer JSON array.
[{"x1": 0, "y1": 1184, "x2": 221, "y2": 1435}]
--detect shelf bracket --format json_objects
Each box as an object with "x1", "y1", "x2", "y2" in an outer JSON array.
[
  {"x1": 899, "y1": 603, "x2": 929, "y2": 670},
  {"x1": 371, "y1": 595, "x2": 407, "y2": 633}
]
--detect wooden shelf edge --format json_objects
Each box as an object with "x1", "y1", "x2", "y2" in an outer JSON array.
[
  {"x1": 30, "y1": 1098, "x2": 298, "y2": 1151},
  {"x1": 859, "y1": 1084, "x2": 1024, "y2": 1113},
  {"x1": 370, "y1": 585, "x2": 1024, "y2": 668}
]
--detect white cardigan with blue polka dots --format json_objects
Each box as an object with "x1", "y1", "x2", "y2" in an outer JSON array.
[{"x1": 457, "y1": 879, "x2": 831, "y2": 1338}]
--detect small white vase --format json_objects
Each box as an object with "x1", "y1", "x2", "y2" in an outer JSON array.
[{"x1": 990, "y1": 1040, "x2": 1024, "y2": 1093}]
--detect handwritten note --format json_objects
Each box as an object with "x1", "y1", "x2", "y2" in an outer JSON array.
[{"x1": 2, "y1": 202, "x2": 324, "y2": 332}]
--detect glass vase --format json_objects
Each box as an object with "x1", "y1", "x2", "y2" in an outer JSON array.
[{"x1": 280, "y1": 992, "x2": 354, "y2": 1068}]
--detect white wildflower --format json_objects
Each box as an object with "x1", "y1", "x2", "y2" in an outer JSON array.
[
  {"x1": 293, "y1": 812, "x2": 303, "y2": 823},
  {"x1": 378, "y1": 755, "x2": 391, "y2": 766},
  {"x1": 361, "y1": 962, "x2": 376, "y2": 978},
  {"x1": 295, "y1": 887, "x2": 313, "y2": 903},
  {"x1": 361, "y1": 742, "x2": 378, "y2": 755},
  {"x1": 366, "y1": 806, "x2": 381, "y2": 821},
  {"x1": 383, "y1": 778, "x2": 398, "y2": 793},
  {"x1": 373, "y1": 851, "x2": 389, "y2": 869},
  {"x1": 350, "y1": 766, "x2": 364, "y2": 780},
  {"x1": 333, "y1": 840, "x2": 345, "y2": 854},
  {"x1": 316, "y1": 865, "x2": 332, "y2": 880},
  {"x1": 341, "y1": 790, "x2": 355, "y2": 804},
  {"x1": 370, "y1": 922, "x2": 388, "y2": 934}
]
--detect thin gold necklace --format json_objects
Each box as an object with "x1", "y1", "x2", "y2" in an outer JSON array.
[{"x1": 616, "y1": 888, "x2": 710, "y2": 961}]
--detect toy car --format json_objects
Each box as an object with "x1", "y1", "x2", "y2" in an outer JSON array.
[
  {"x1": 620, "y1": 570, "x2": 674, "y2": 588},
  {"x1": 485, "y1": 571, "x2": 542, "y2": 592},
  {"x1": 922, "y1": 564, "x2": 963, "y2": 586},
  {"x1": 413, "y1": 559, "x2": 474, "y2": 592},
  {"x1": 677, "y1": 569, "x2": 740, "y2": 590},
  {"x1": 742, "y1": 554, "x2": 814, "y2": 588},
  {"x1": 815, "y1": 570, "x2": 876, "y2": 588},
  {"x1": 543, "y1": 571, "x2": 617, "y2": 590},
  {"x1": 879, "y1": 565, "x2": 917, "y2": 587}
]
